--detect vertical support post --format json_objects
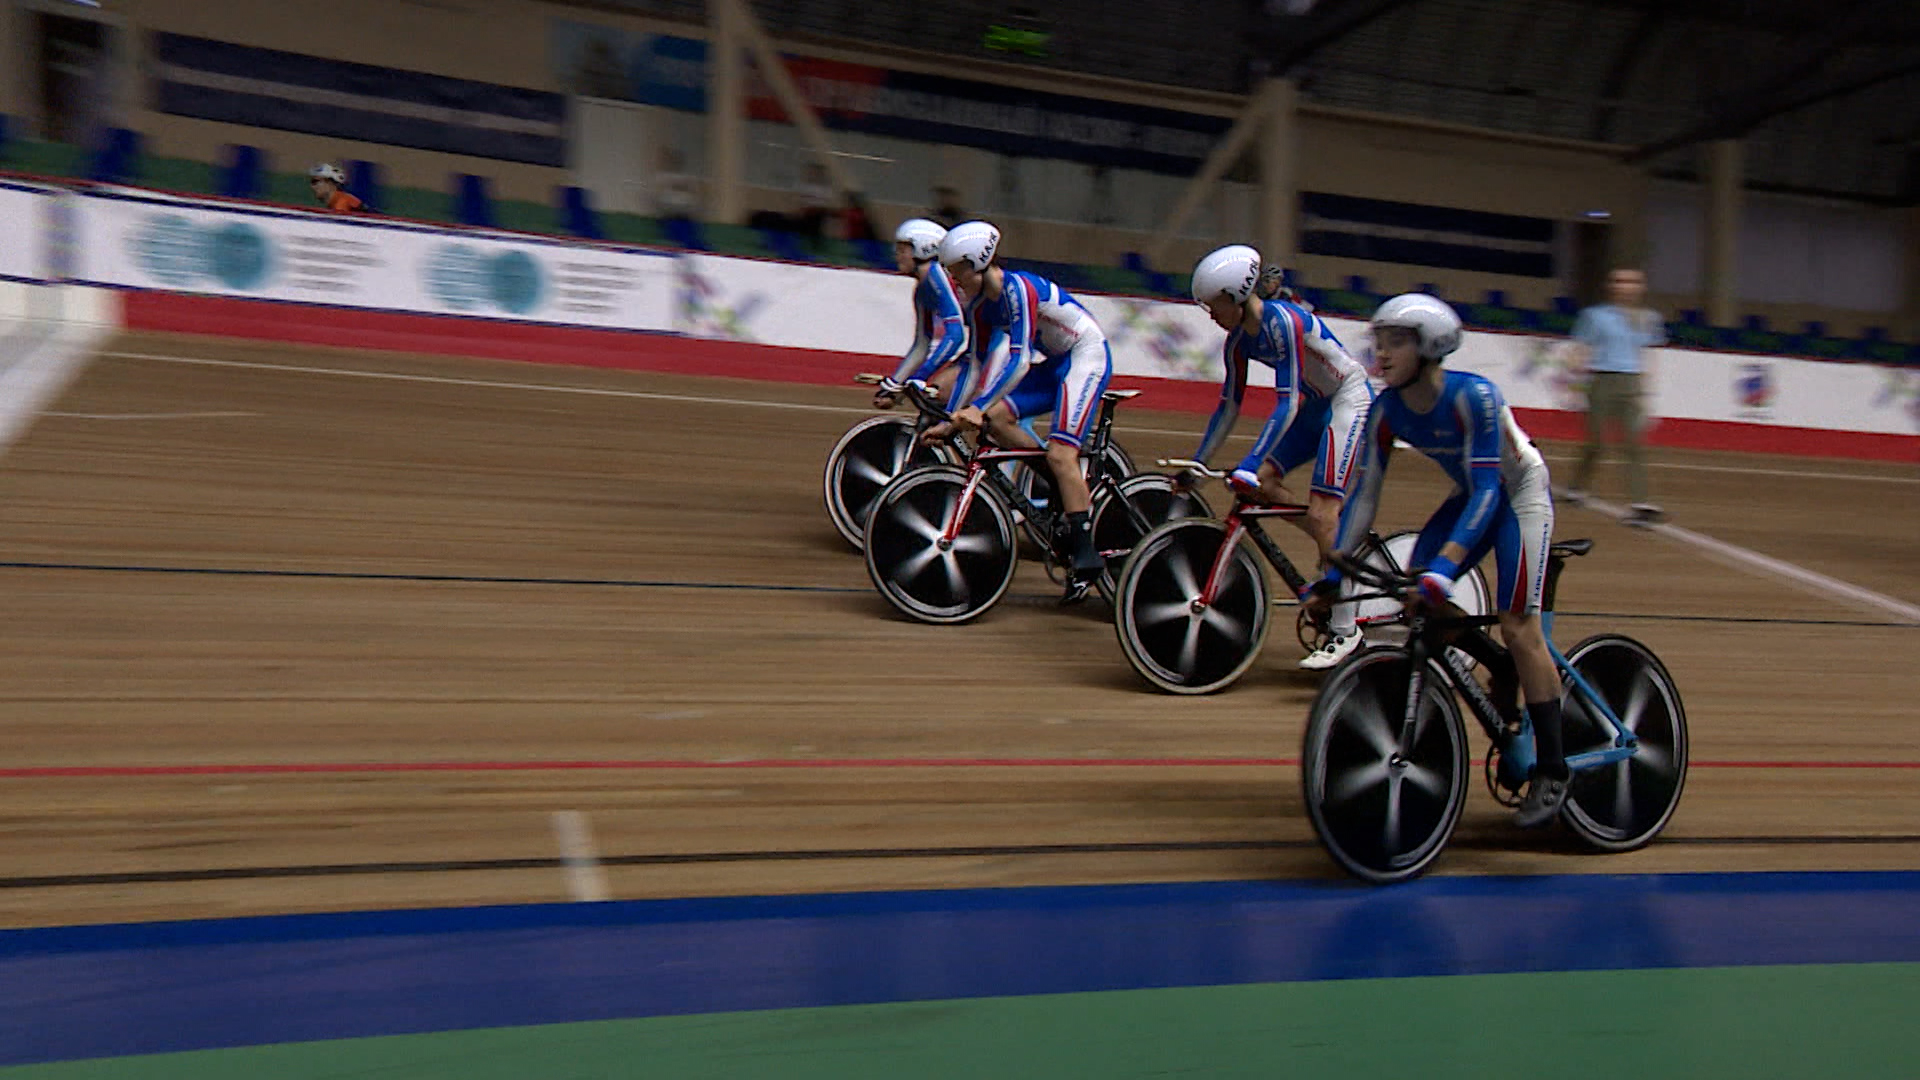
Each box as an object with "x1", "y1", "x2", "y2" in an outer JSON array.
[
  {"x1": 706, "y1": 0, "x2": 746, "y2": 225},
  {"x1": 1257, "y1": 78, "x2": 1299, "y2": 271},
  {"x1": 1144, "y1": 78, "x2": 1289, "y2": 267},
  {"x1": 1703, "y1": 138, "x2": 1742, "y2": 328}
]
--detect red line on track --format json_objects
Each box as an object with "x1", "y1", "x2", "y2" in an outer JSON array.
[{"x1": 3, "y1": 757, "x2": 1918, "y2": 779}]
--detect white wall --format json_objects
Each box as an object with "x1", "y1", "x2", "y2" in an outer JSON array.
[{"x1": 1647, "y1": 179, "x2": 1907, "y2": 315}]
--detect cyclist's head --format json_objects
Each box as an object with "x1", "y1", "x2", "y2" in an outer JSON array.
[
  {"x1": 893, "y1": 217, "x2": 947, "y2": 273},
  {"x1": 1369, "y1": 293, "x2": 1461, "y2": 389},
  {"x1": 1190, "y1": 244, "x2": 1261, "y2": 331},
  {"x1": 1254, "y1": 263, "x2": 1291, "y2": 301},
  {"x1": 308, "y1": 162, "x2": 345, "y2": 199},
  {"x1": 938, "y1": 220, "x2": 1000, "y2": 295}
]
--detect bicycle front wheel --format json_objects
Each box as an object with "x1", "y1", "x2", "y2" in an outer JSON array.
[
  {"x1": 1113, "y1": 519, "x2": 1269, "y2": 694},
  {"x1": 864, "y1": 466, "x2": 1018, "y2": 624},
  {"x1": 1302, "y1": 647, "x2": 1470, "y2": 884}
]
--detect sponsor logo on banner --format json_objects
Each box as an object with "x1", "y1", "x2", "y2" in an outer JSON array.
[
  {"x1": 422, "y1": 244, "x2": 545, "y2": 315},
  {"x1": 1085, "y1": 296, "x2": 1222, "y2": 382},
  {"x1": 677, "y1": 260, "x2": 768, "y2": 342},
  {"x1": 1734, "y1": 363, "x2": 1775, "y2": 417},
  {"x1": 76, "y1": 191, "x2": 677, "y2": 332},
  {"x1": 1515, "y1": 336, "x2": 1588, "y2": 410},
  {"x1": 131, "y1": 213, "x2": 274, "y2": 291},
  {"x1": 1871, "y1": 369, "x2": 1920, "y2": 430}
]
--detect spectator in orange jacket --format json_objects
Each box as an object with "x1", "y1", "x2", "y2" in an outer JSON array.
[{"x1": 309, "y1": 163, "x2": 365, "y2": 213}]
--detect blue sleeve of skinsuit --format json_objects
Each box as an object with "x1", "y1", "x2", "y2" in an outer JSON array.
[
  {"x1": 912, "y1": 265, "x2": 968, "y2": 381},
  {"x1": 1193, "y1": 331, "x2": 1247, "y2": 464},
  {"x1": 1435, "y1": 375, "x2": 1506, "y2": 577}
]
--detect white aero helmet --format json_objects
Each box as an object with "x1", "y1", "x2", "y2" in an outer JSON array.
[
  {"x1": 893, "y1": 218, "x2": 948, "y2": 262},
  {"x1": 1370, "y1": 292, "x2": 1463, "y2": 361},
  {"x1": 1190, "y1": 244, "x2": 1263, "y2": 306},
  {"x1": 309, "y1": 162, "x2": 346, "y2": 184},
  {"x1": 938, "y1": 220, "x2": 1000, "y2": 271}
]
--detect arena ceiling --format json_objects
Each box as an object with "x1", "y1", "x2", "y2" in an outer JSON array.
[{"x1": 569, "y1": 0, "x2": 1920, "y2": 203}]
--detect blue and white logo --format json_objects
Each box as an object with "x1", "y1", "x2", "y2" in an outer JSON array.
[
  {"x1": 425, "y1": 244, "x2": 545, "y2": 316},
  {"x1": 131, "y1": 214, "x2": 276, "y2": 291},
  {"x1": 489, "y1": 250, "x2": 543, "y2": 314},
  {"x1": 206, "y1": 222, "x2": 272, "y2": 290},
  {"x1": 133, "y1": 215, "x2": 205, "y2": 287},
  {"x1": 424, "y1": 244, "x2": 490, "y2": 311}
]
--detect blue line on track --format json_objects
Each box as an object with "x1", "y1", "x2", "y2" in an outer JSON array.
[{"x1": 3, "y1": 871, "x2": 1919, "y2": 1065}]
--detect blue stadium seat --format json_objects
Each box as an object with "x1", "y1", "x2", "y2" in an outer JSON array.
[
  {"x1": 218, "y1": 144, "x2": 265, "y2": 200},
  {"x1": 89, "y1": 127, "x2": 142, "y2": 184},
  {"x1": 559, "y1": 186, "x2": 602, "y2": 240},
  {"x1": 347, "y1": 160, "x2": 383, "y2": 212},
  {"x1": 455, "y1": 173, "x2": 494, "y2": 228},
  {"x1": 661, "y1": 216, "x2": 704, "y2": 250}
]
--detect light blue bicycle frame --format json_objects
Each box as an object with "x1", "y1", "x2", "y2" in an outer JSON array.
[{"x1": 1531, "y1": 611, "x2": 1639, "y2": 774}]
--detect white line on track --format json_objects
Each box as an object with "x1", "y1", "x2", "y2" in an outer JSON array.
[
  {"x1": 549, "y1": 809, "x2": 612, "y2": 903},
  {"x1": 100, "y1": 346, "x2": 1919, "y2": 622},
  {"x1": 102, "y1": 350, "x2": 1917, "y2": 484},
  {"x1": 1576, "y1": 493, "x2": 1920, "y2": 624},
  {"x1": 44, "y1": 410, "x2": 257, "y2": 421},
  {"x1": 1540, "y1": 453, "x2": 1916, "y2": 486}
]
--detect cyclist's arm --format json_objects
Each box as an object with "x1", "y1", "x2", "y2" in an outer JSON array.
[
  {"x1": 887, "y1": 322, "x2": 932, "y2": 390},
  {"x1": 1329, "y1": 406, "x2": 1395, "y2": 570},
  {"x1": 1434, "y1": 380, "x2": 1506, "y2": 580},
  {"x1": 968, "y1": 287, "x2": 1031, "y2": 412},
  {"x1": 1192, "y1": 337, "x2": 1248, "y2": 464},
  {"x1": 918, "y1": 268, "x2": 968, "y2": 379},
  {"x1": 1238, "y1": 356, "x2": 1299, "y2": 472}
]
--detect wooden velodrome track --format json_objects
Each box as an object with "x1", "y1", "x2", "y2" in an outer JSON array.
[{"x1": 1, "y1": 332, "x2": 1916, "y2": 929}]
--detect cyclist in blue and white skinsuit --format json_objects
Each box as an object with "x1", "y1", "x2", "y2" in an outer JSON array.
[
  {"x1": 1182, "y1": 245, "x2": 1375, "y2": 671},
  {"x1": 1312, "y1": 293, "x2": 1568, "y2": 829},
  {"x1": 872, "y1": 218, "x2": 966, "y2": 410},
  {"x1": 923, "y1": 220, "x2": 1114, "y2": 602}
]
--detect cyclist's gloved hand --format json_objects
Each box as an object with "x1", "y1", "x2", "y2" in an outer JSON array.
[
  {"x1": 1227, "y1": 466, "x2": 1262, "y2": 494},
  {"x1": 1413, "y1": 570, "x2": 1454, "y2": 609}
]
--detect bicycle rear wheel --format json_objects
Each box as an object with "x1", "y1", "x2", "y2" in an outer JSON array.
[
  {"x1": 864, "y1": 466, "x2": 1018, "y2": 625},
  {"x1": 1302, "y1": 648, "x2": 1469, "y2": 884},
  {"x1": 1557, "y1": 634, "x2": 1689, "y2": 852},
  {"x1": 1113, "y1": 519, "x2": 1269, "y2": 694},
  {"x1": 1348, "y1": 530, "x2": 1492, "y2": 670},
  {"x1": 1090, "y1": 474, "x2": 1211, "y2": 598},
  {"x1": 823, "y1": 415, "x2": 947, "y2": 549}
]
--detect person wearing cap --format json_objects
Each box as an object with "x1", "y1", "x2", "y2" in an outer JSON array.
[{"x1": 309, "y1": 163, "x2": 364, "y2": 213}]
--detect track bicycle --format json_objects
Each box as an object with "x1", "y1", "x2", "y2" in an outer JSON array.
[
  {"x1": 1301, "y1": 538, "x2": 1689, "y2": 883},
  {"x1": 1111, "y1": 460, "x2": 1489, "y2": 694},
  {"x1": 863, "y1": 383, "x2": 1208, "y2": 624}
]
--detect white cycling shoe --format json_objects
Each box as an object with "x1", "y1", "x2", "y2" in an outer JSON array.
[{"x1": 1298, "y1": 629, "x2": 1364, "y2": 671}]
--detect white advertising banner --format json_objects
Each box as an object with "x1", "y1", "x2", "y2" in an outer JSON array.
[
  {"x1": 70, "y1": 191, "x2": 678, "y2": 331},
  {"x1": 50, "y1": 184, "x2": 1914, "y2": 439},
  {"x1": 676, "y1": 253, "x2": 912, "y2": 354},
  {"x1": 0, "y1": 182, "x2": 54, "y2": 283}
]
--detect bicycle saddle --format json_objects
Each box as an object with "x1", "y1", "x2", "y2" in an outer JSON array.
[{"x1": 1550, "y1": 539, "x2": 1594, "y2": 558}]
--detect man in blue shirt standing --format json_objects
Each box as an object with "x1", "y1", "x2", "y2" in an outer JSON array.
[{"x1": 1565, "y1": 268, "x2": 1665, "y2": 525}]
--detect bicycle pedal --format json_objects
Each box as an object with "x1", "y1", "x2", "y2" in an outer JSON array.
[{"x1": 1484, "y1": 749, "x2": 1527, "y2": 808}]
